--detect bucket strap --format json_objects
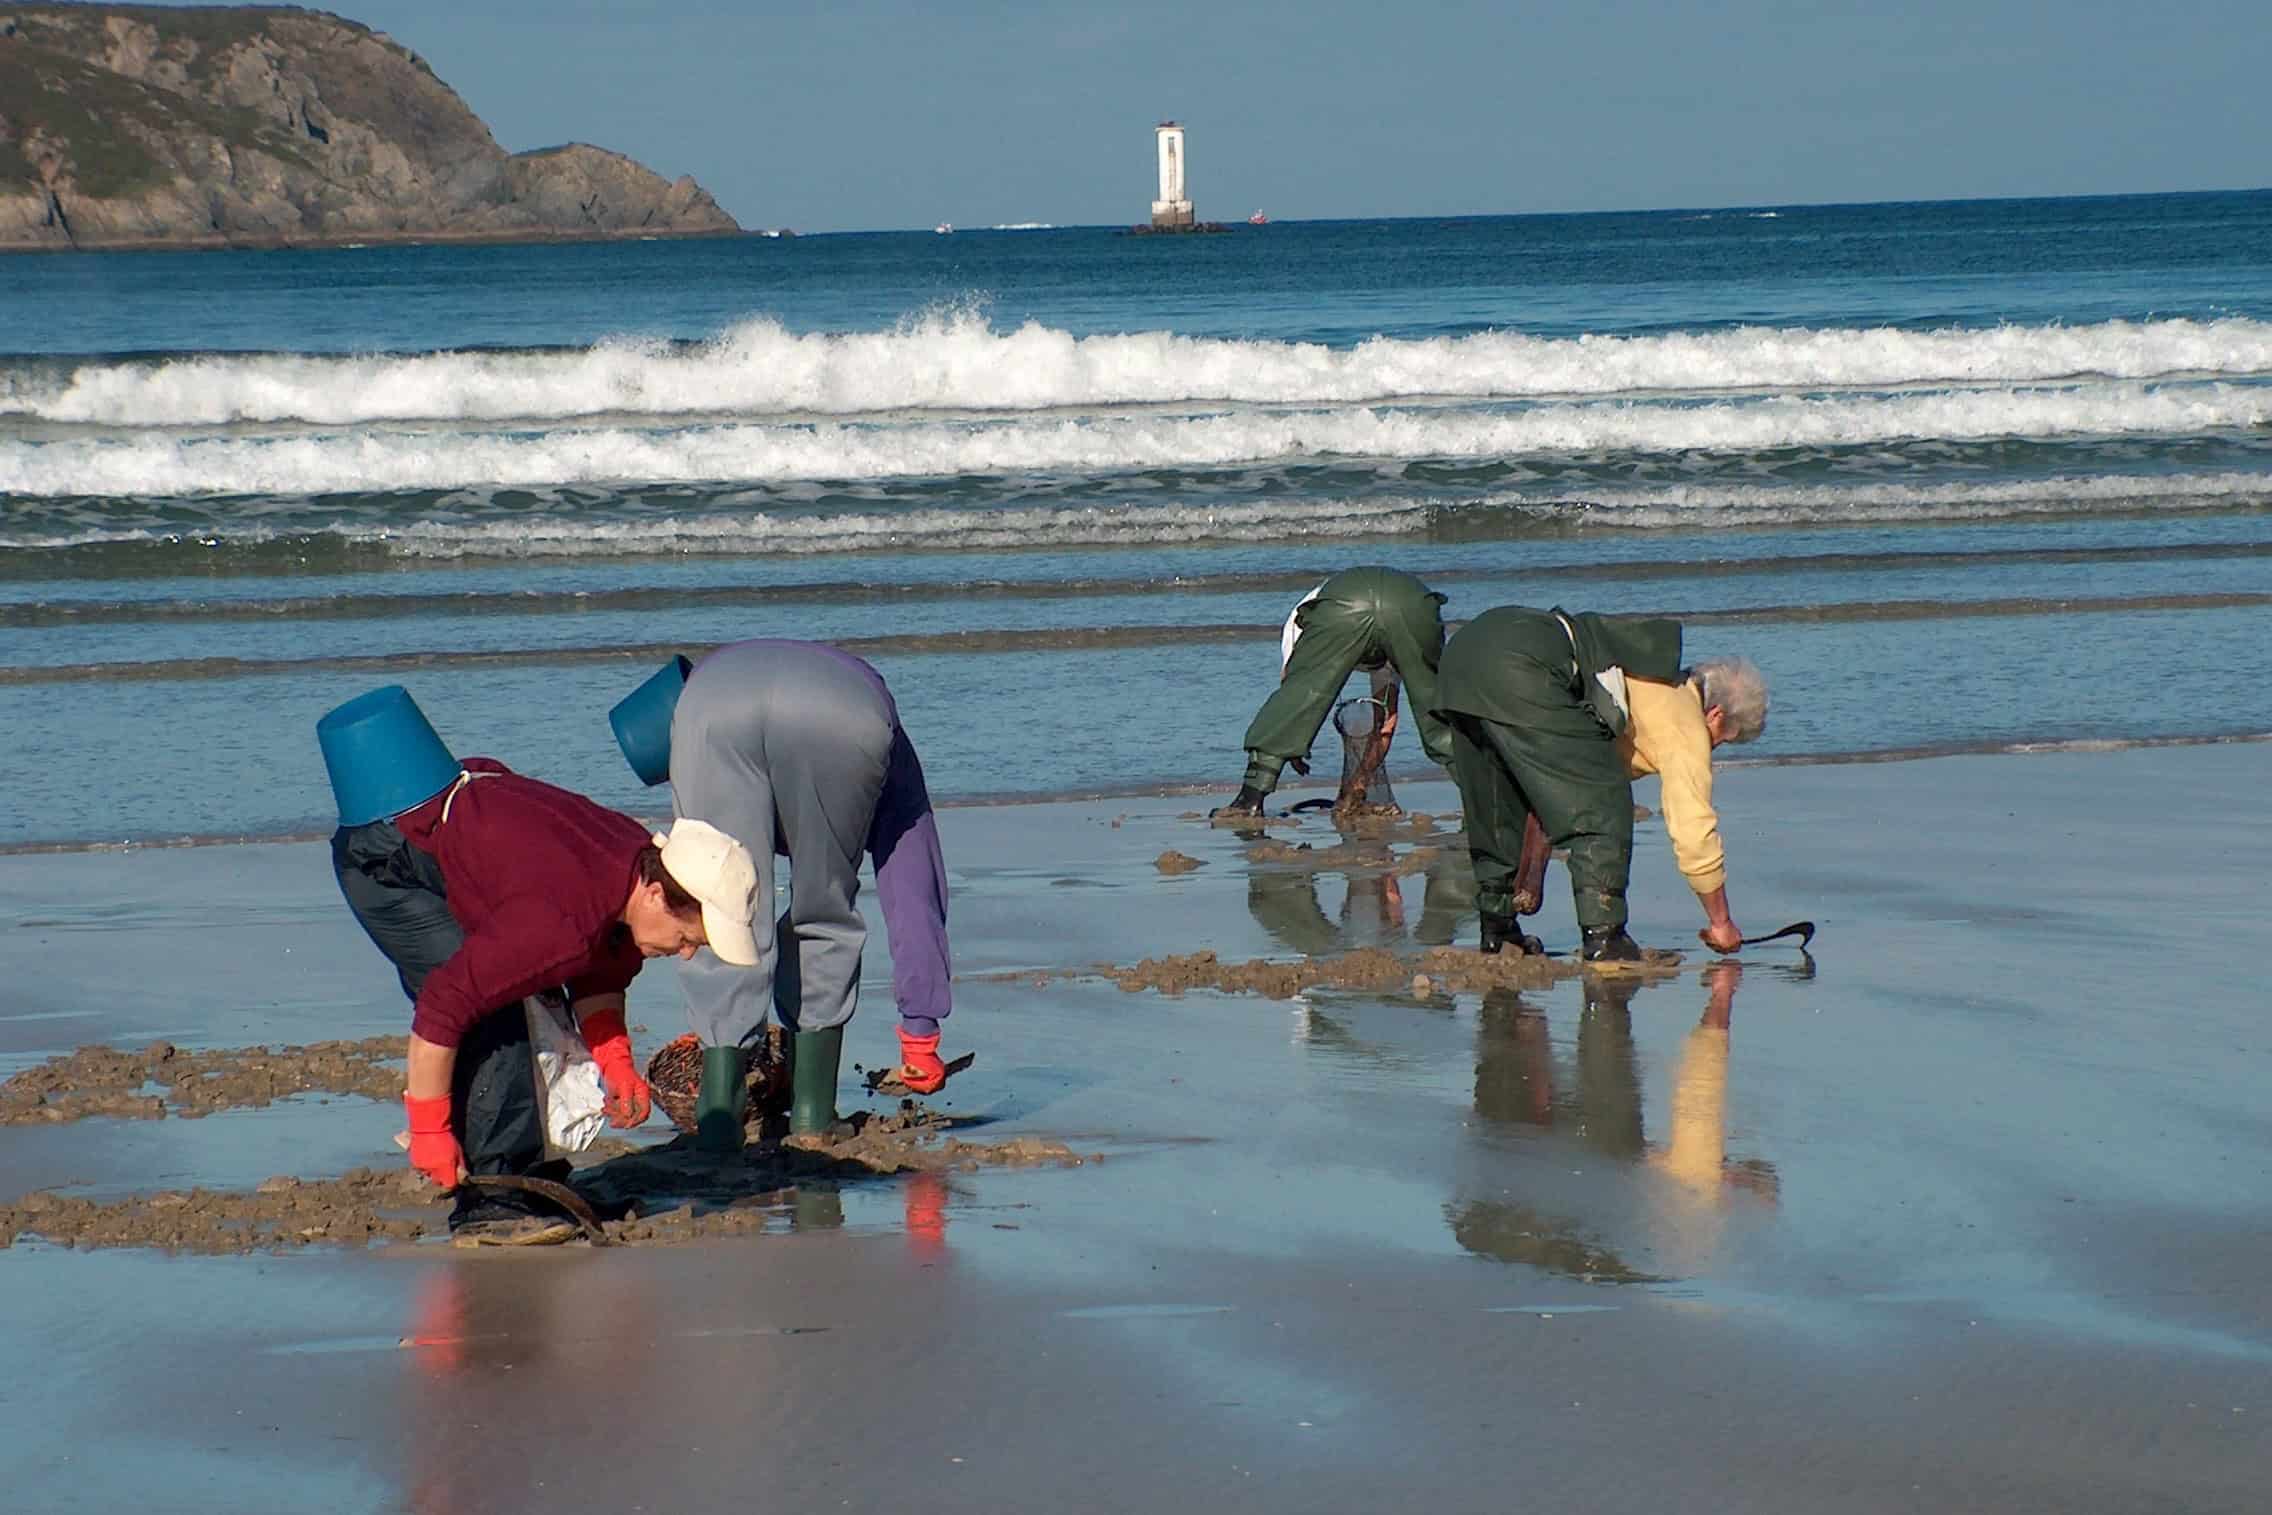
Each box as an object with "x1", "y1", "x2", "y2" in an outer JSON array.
[{"x1": 437, "y1": 769, "x2": 495, "y2": 825}]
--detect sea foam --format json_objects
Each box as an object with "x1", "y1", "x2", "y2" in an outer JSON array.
[
  {"x1": 3, "y1": 381, "x2": 2265, "y2": 498},
  {"x1": 6, "y1": 312, "x2": 2272, "y2": 428}
]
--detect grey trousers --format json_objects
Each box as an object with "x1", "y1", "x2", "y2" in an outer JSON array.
[{"x1": 669, "y1": 644, "x2": 895, "y2": 1046}]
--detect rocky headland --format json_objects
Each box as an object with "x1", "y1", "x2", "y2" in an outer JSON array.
[{"x1": 0, "y1": 3, "x2": 742, "y2": 250}]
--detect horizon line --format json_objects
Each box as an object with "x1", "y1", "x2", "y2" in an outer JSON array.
[{"x1": 763, "y1": 183, "x2": 2272, "y2": 238}]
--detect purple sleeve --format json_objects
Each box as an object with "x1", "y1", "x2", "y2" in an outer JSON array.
[{"x1": 868, "y1": 726, "x2": 951, "y2": 1034}]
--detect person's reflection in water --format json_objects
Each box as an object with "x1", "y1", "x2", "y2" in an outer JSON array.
[
  {"x1": 1410, "y1": 837, "x2": 1476, "y2": 948},
  {"x1": 792, "y1": 1184, "x2": 846, "y2": 1232},
  {"x1": 1247, "y1": 810, "x2": 1490, "y2": 958},
  {"x1": 1245, "y1": 865, "x2": 1343, "y2": 958},
  {"x1": 1466, "y1": 976, "x2": 1646, "y2": 1157},
  {"x1": 1453, "y1": 963, "x2": 1789, "y2": 1282},
  {"x1": 1449, "y1": 979, "x2": 1659, "y2": 1282},
  {"x1": 1650, "y1": 961, "x2": 1782, "y2": 1202},
  {"x1": 1245, "y1": 837, "x2": 1410, "y2": 956},
  {"x1": 1572, "y1": 973, "x2": 1646, "y2": 1160},
  {"x1": 1445, "y1": 1194, "x2": 1655, "y2": 1283},
  {"x1": 403, "y1": 1252, "x2": 657, "y2": 1515},
  {"x1": 1471, "y1": 988, "x2": 1555, "y2": 1127},
  {"x1": 904, "y1": 1170, "x2": 950, "y2": 1264}
]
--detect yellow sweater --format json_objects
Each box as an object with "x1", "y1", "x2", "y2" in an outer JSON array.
[{"x1": 1616, "y1": 676, "x2": 1726, "y2": 896}]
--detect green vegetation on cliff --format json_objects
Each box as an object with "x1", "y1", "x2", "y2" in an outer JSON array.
[
  {"x1": 0, "y1": 4, "x2": 738, "y2": 249},
  {"x1": 3, "y1": 40, "x2": 317, "y2": 199}
]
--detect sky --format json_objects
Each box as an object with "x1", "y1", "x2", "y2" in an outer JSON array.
[{"x1": 173, "y1": 0, "x2": 2272, "y2": 232}]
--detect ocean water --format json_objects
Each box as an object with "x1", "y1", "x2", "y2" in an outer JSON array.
[{"x1": 3, "y1": 192, "x2": 2270, "y2": 847}]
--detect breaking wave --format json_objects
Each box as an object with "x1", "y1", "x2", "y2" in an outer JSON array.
[
  {"x1": 5, "y1": 381, "x2": 2269, "y2": 499},
  {"x1": 7, "y1": 311, "x2": 2272, "y2": 427}
]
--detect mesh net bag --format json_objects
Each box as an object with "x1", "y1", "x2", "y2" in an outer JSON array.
[
  {"x1": 1330, "y1": 695, "x2": 1399, "y2": 815},
  {"x1": 644, "y1": 1023, "x2": 791, "y2": 1134}
]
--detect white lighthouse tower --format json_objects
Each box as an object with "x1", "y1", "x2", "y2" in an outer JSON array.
[{"x1": 1151, "y1": 121, "x2": 1195, "y2": 230}]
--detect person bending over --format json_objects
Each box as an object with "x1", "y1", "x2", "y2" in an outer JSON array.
[
  {"x1": 1431, "y1": 606, "x2": 1767, "y2": 961},
  {"x1": 609, "y1": 640, "x2": 953, "y2": 1153},
  {"x1": 325, "y1": 691, "x2": 759, "y2": 1242},
  {"x1": 1215, "y1": 566, "x2": 1454, "y2": 816}
]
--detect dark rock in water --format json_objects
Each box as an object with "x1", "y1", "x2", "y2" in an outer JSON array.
[{"x1": 0, "y1": 5, "x2": 743, "y2": 251}]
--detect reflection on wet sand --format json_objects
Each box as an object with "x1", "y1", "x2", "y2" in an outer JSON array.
[
  {"x1": 1449, "y1": 963, "x2": 1779, "y2": 1284},
  {"x1": 1446, "y1": 1197, "x2": 1659, "y2": 1284},
  {"x1": 398, "y1": 1165, "x2": 957, "y2": 1512},
  {"x1": 1244, "y1": 828, "x2": 1476, "y2": 957},
  {"x1": 0, "y1": 1114, "x2": 1029, "y2": 1252},
  {"x1": 1653, "y1": 964, "x2": 1782, "y2": 1202},
  {"x1": 903, "y1": 1169, "x2": 950, "y2": 1264},
  {"x1": 1472, "y1": 979, "x2": 1641, "y2": 1158},
  {"x1": 403, "y1": 1254, "x2": 660, "y2": 1515}
]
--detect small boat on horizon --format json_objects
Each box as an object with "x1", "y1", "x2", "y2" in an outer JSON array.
[
  {"x1": 1248, "y1": 211, "x2": 1269, "y2": 225},
  {"x1": 935, "y1": 222, "x2": 954, "y2": 235}
]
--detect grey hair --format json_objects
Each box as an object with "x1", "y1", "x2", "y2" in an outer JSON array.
[{"x1": 1690, "y1": 657, "x2": 1769, "y2": 744}]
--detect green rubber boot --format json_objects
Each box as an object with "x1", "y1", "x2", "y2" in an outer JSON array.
[
  {"x1": 694, "y1": 1044, "x2": 747, "y2": 1154},
  {"x1": 789, "y1": 1026, "x2": 844, "y2": 1139}
]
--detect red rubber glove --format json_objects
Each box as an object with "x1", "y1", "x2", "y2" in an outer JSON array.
[
  {"x1": 896, "y1": 1027, "x2": 948, "y2": 1095},
  {"x1": 404, "y1": 1093, "x2": 464, "y2": 1190},
  {"x1": 578, "y1": 1007, "x2": 652, "y2": 1127}
]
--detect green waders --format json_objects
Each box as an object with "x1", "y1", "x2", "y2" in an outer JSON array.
[
  {"x1": 1433, "y1": 606, "x2": 1681, "y2": 934},
  {"x1": 1240, "y1": 567, "x2": 1453, "y2": 794}
]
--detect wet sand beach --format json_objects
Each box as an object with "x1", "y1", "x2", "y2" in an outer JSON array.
[{"x1": 2, "y1": 743, "x2": 2267, "y2": 1512}]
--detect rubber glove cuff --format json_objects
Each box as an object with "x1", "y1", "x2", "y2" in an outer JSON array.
[
  {"x1": 577, "y1": 1006, "x2": 635, "y2": 1074},
  {"x1": 896, "y1": 1027, "x2": 948, "y2": 1095},
  {"x1": 578, "y1": 1007, "x2": 651, "y2": 1126},
  {"x1": 403, "y1": 1093, "x2": 462, "y2": 1189}
]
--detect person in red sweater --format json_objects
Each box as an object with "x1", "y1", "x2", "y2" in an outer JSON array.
[{"x1": 332, "y1": 758, "x2": 759, "y2": 1244}]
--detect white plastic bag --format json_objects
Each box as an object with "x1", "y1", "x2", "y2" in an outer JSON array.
[{"x1": 524, "y1": 991, "x2": 607, "y2": 1155}]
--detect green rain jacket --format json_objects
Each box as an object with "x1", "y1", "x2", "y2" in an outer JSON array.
[{"x1": 1435, "y1": 606, "x2": 1683, "y2": 736}]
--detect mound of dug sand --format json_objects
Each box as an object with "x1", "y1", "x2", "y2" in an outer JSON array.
[
  {"x1": 0, "y1": 1109, "x2": 1091, "y2": 1254},
  {"x1": 1097, "y1": 946, "x2": 1681, "y2": 999},
  {"x1": 1, "y1": 1037, "x2": 404, "y2": 1124},
  {"x1": 0, "y1": 1168, "x2": 437, "y2": 1253}
]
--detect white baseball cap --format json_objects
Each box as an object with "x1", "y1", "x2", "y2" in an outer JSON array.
[{"x1": 654, "y1": 819, "x2": 761, "y2": 967}]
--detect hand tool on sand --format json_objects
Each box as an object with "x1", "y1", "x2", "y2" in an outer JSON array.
[
  {"x1": 393, "y1": 1132, "x2": 612, "y2": 1243},
  {"x1": 862, "y1": 1053, "x2": 977, "y2": 1096},
  {"x1": 1739, "y1": 921, "x2": 1815, "y2": 949},
  {"x1": 459, "y1": 1174, "x2": 611, "y2": 1244}
]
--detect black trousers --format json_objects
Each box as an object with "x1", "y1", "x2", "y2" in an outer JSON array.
[{"x1": 331, "y1": 820, "x2": 545, "y2": 1176}]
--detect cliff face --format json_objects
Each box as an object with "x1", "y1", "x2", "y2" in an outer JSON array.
[{"x1": 0, "y1": 4, "x2": 742, "y2": 249}]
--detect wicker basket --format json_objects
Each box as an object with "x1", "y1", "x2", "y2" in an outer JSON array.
[{"x1": 643, "y1": 1024, "x2": 790, "y2": 1134}]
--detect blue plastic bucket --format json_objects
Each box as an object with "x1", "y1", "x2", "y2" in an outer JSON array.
[
  {"x1": 609, "y1": 656, "x2": 693, "y2": 787},
  {"x1": 316, "y1": 685, "x2": 461, "y2": 828}
]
